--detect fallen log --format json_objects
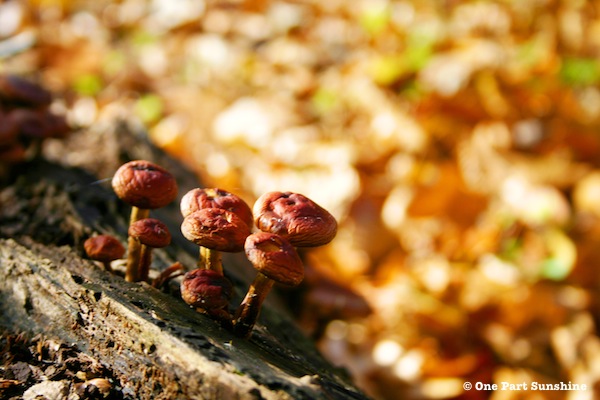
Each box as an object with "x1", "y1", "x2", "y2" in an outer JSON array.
[{"x1": 0, "y1": 122, "x2": 370, "y2": 399}]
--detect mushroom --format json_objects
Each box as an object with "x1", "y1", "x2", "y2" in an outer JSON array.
[
  {"x1": 0, "y1": 142, "x2": 26, "y2": 165},
  {"x1": 180, "y1": 188, "x2": 253, "y2": 271},
  {"x1": 83, "y1": 235, "x2": 125, "y2": 272},
  {"x1": 253, "y1": 191, "x2": 337, "y2": 247},
  {"x1": 111, "y1": 160, "x2": 177, "y2": 282},
  {"x1": 0, "y1": 74, "x2": 52, "y2": 107},
  {"x1": 128, "y1": 218, "x2": 171, "y2": 282},
  {"x1": 181, "y1": 268, "x2": 234, "y2": 326},
  {"x1": 0, "y1": 110, "x2": 18, "y2": 146},
  {"x1": 233, "y1": 231, "x2": 303, "y2": 338},
  {"x1": 181, "y1": 208, "x2": 251, "y2": 275},
  {"x1": 152, "y1": 261, "x2": 186, "y2": 289},
  {"x1": 180, "y1": 188, "x2": 253, "y2": 227}
]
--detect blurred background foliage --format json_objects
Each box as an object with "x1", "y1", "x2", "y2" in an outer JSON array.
[{"x1": 3, "y1": 0, "x2": 600, "y2": 399}]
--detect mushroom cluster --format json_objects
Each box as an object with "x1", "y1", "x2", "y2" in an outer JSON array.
[
  {"x1": 112, "y1": 160, "x2": 177, "y2": 282},
  {"x1": 179, "y1": 188, "x2": 337, "y2": 337},
  {"x1": 83, "y1": 160, "x2": 177, "y2": 285},
  {"x1": 234, "y1": 191, "x2": 338, "y2": 337},
  {"x1": 85, "y1": 160, "x2": 337, "y2": 338},
  {"x1": 0, "y1": 74, "x2": 70, "y2": 179}
]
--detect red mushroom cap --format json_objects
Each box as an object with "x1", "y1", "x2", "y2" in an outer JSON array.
[
  {"x1": 244, "y1": 231, "x2": 304, "y2": 286},
  {"x1": 253, "y1": 191, "x2": 337, "y2": 247},
  {"x1": 181, "y1": 208, "x2": 250, "y2": 252},
  {"x1": 0, "y1": 75, "x2": 52, "y2": 107},
  {"x1": 128, "y1": 218, "x2": 171, "y2": 248},
  {"x1": 0, "y1": 111, "x2": 18, "y2": 146},
  {"x1": 112, "y1": 160, "x2": 178, "y2": 209},
  {"x1": 41, "y1": 111, "x2": 70, "y2": 139},
  {"x1": 180, "y1": 187, "x2": 253, "y2": 228},
  {"x1": 0, "y1": 142, "x2": 27, "y2": 164},
  {"x1": 181, "y1": 268, "x2": 233, "y2": 310},
  {"x1": 9, "y1": 109, "x2": 47, "y2": 139},
  {"x1": 84, "y1": 235, "x2": 125, "y2": 263}
]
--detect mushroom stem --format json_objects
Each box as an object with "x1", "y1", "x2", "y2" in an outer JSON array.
[
  {"x1": 138, "y1": 244, "x2": 152, "y2": 282},
  {"x1": 233, "y1": 273, "x2": 275, "y2": 338},
  {"x1": 125, "y1": 207, "x2": 149, "y2": 282},
  {"x1": 199, "y1": 247, "x2": 223, "y2": 275},
  {"x1": 130, "y1": 206, "x2": 150, "y2": 225},
  {"x1": 128, "y1": 217, "x2": 171, "y2": 283},
  {"x1": 152, "y1": 262, "x2": 185, "y2": 289},
  {"x1": 202, "y1": 307, "x2": 233, "y2": 330},
  {"x1": 125, "y1": 238, "x2": 142, "y2": 282},
  {"x1": 101, "y1": 261, "x2": 114, "y2": 273}
]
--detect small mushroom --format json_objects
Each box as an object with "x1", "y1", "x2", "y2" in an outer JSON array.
[
  {"x1": 9, "y1": 109, "x2": 47, "y2": 140},
  {"x1": 111, "y1": 160, "x2": 178, "y2": 282},
  {"x1": 253, "y1": 191, "x2": 337, "y2": 247},
  {"x1": 233, "y1": 231, "x2": 304, "y2": 338},
  {"x1": 84, "y1": 235, "x2": 125, "y2": 272},
  {"x1": 152, "y1": 261, "x2": 186, "y2": 289},
  {"x1": 0, "y1": 142, "x2": 26, "y2": 164},
  {"x1": 0, "y1": 111, "x2": 18, "y2": 146},
  {"x1": 181, "y1": 208, "x2": 251, "y2": 275},
  {"x1": 0, "y1": 74, "x2": 52, "y2": 107},
  {"x1": 181, "y1": 268, "x2": 234, "y2": 326},
  {"x1": 128, "y1": 218, "x2": 171, "y2": 282},
  {"x1": 7, "y1": 109, "x2": 49, "y2": 158},
  {"x1": 40, "y1": 110, "x2": 70, "y2": 139}
]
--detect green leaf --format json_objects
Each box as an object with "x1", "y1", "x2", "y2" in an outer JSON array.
[
  {"x1": 359, "y1": 5, "x2": 391, "y2": 36},
  {"x1": 135, "y1": 94, "x2": 163, "y2": 125},
  {"x1": 311, "y1": 88, "x2": 339, "y2": 115},
  {"x1": 73, "y1": 74, "x2": 103, "y2": 96},
  {"x1": 369, "y1": 55, "x2": 405, "y2": 85},
  {"x1": 560, "y1": 57, "x2": 600, "y2": 86},
  {"x1": 540, "y1": 229, "x2": 576, "y2": 281}
]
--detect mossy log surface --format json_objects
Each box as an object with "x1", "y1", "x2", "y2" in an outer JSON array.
[{"x1": 0, "y1": 123, "x2": 369, "y2": 400}]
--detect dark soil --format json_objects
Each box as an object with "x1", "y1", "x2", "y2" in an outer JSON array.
[{"x1": 1, "y1": 329, "x2": 126, "y2": 400}]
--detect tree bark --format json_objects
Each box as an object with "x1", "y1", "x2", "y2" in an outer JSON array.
[{"x1": 0, "y1": 121, "x2": 370, "y2": 400}]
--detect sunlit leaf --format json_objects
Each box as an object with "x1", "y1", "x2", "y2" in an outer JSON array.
[
  {"x1": 540, "y1": 229, "x2": 576, "y2": 281},
  {"x1": 310, "y1": 87, "x2": 339, "y2": 115},
  {"x1": 560, "y1": 57, "x2": 600, "y2": 86},
  {"x1": 404, "y1": 33, "x2": 435, "y2": 72},
  {"x1": 103, "y1": 50, "x2": 127, "y2": 77},
  {"x1": 369, "y1": 55, "x2": 405, "y2": 85},
  {"x1": 359, "y1": 4, "x2": 391, "y2": 36},
  {"x1": 72, "y1": 74, "x2": 103, "y2": 96},
  {"x1": 134, "y1": 94, "x2": 163, "y2": 124}
]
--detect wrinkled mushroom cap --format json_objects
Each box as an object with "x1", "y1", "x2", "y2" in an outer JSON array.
[
  {"x1": 181, "y1": 268, "x2": 233, "y2": 310},
  {"x1": 112, "y1": 160, "x2": 178, "y2": 209},
  {"x1": 244, "y1": 232, "x2": 304, "y2": 286},
  {"x1": 128, "y1": 218, "x2": 171, "y2": 248},
  {"x1": 180, "y1": 187, "x2": 253, "y2": 227},
  {"x1": 181, "y1": 208, "x2": 250, "y2": 252},
  {"x1": 84, "y1": 235, "x2": 125, "y2": 263},
  {"x1": 253, "y1": 191, "x2": 337, "y2": 247}
]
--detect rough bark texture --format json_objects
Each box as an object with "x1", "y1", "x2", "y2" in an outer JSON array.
[{"x1": 0, "y1": 121, "x2": 370, "y2": 400}]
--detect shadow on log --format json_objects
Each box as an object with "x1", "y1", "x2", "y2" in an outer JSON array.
[{"x1": 0, "y1": 121, "x2": 371, "y2": 400}]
